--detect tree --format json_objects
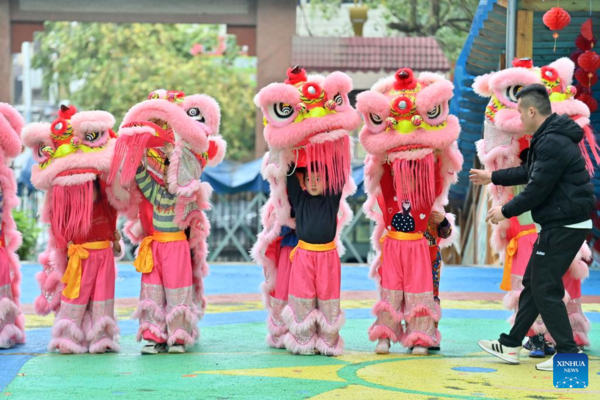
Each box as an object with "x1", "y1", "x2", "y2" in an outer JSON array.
[
  {"x1": 306, "y1": 0, "x2": 479, "y2": 64},
  {"x1": 33, "y1": 22, "x2": 256, "y2": 161}
]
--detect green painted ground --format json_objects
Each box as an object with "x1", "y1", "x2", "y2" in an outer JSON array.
[{"x1": 4, "y1": 318, "x2": 600, "y2": 399}]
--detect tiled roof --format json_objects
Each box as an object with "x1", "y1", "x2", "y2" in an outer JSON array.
[{"x1": 292, "y1": 36, "x2": 451, "y2": 73}]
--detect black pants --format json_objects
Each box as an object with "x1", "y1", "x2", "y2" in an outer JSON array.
[{"x1": 498, "y1": 227, "x2": 589, "y2": 354}]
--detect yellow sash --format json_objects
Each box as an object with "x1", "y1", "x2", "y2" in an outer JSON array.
[
  {"x1": 381, "y1": 231, "x2": 424, "y2": 242},
  {"x1": 290, "y1": 240, "x2": 336, "y2": 262},
  {"x1": 61, "y1": 241, "x2": 111, "y2": 299},
  {"x1": 500, "y1": 228, "x2": 537, "y2": 291},
  {"x1": 134, "y1": 231, "x2": 187, "y2": 273}
]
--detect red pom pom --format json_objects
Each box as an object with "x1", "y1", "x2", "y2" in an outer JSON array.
[
  {"x1": 285, "y1": 66, "x2": 307, "y2": 85},
  {"x1": 581, "y1": 18, "x2": 594, "y2": 41},
  {"x1": 512, "y1": 58, "x2": 534, "y2": 68},
  {"x1": 575, "y1": 68, "x2": 598, "y2": 87},
  {"x1": 576, "y1": 93, "x2": 598, "y2": 113},
  {"x1": 391, "y1": 96, "x2": 413, "y2": 115},
  {"x1": 578, "y1": 50, "x2": 600, "y2": 72},
  {"x1": 541, "y1": 66, "x2": 559, "y2": 82},
  {"x1": 576, "y1": 34, "x2": 597, "y2": 51},
  {"x1": 393, "y1": 68, "x2": 417, "y2": 91},
  {"x1": 57, "y1": 104, "x2": 77, "y2": 120},
  {"x1": 543, "y1": 7, "x2": 571, "y2": 31},
  {"x1": 207, "y1": 140, "x2": 218, "y2": 160}
]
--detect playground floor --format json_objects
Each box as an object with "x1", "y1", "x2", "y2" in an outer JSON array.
[{"x1": 2, "y1": 263, "x2": 600, "y2": 399}]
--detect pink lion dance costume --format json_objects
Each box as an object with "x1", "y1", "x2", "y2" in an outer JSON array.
[
  {"x1": 23, "y1": 105, "x2": 122, "y2": 354},
  {"x1": 473, "y1": 57, "x2": 597, "y2": 351},
  {"x1": 0, "y1": 103, "x2": 26, "y2": 349},
  {"x1": 252, "y1": 67, "x2": 360, "y2": 356},
  {"x1": 108, "y1": 90, "x2": 225, "y2": 352},
  {"x1": 357, "y1": 68, "x2": 463, "y2": 355}
]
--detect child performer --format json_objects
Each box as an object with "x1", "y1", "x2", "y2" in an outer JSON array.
[
  {"x1": 282, "y1": 164, "x2": 345, "y2": 356},
  {"x1": 134, "y1": 143, "x2": 195, "y2": 355},
  {"x1": 53, "y1": 178, "x2": 122, "y2": 353}
]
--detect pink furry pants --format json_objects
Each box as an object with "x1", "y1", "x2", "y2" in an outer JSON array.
[
  {"x1": 135, "y1": 239, "x2": 198, "y2": 346},
  {"x1": 282, "y1": 245, "x2": 344, "y2": 356},
  {"x1": 267, "y1": 246, "x2": 292, "y2": 349},
  {"x1": 369, "y1": 235, "x2": 441, "y2": 349},
  {"x1": 0, "y1": 247, "x2": 25, "y2": 348},
  {"x1": 51, "y1": 247, "x2": 118, "y2": 354}
]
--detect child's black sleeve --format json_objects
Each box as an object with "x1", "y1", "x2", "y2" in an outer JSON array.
[{"x1": 286, "y1": 164, "x2": 303, "y2": 207}]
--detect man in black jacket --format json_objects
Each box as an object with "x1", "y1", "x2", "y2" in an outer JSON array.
[{"x1": 469, "y1": 84, "x2": 594, "y2": 371}]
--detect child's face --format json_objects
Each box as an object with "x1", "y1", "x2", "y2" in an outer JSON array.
[{"x1": 304, "y1": 171, "x2": 325, "y2": 196}]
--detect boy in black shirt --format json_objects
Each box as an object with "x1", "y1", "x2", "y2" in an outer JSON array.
[{"x1": 281, "y1": 164, "x2": 345, "y2": 356}]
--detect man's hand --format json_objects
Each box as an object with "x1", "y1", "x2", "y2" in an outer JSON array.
[
  {"x1": 469, "y1": 169, "x2": 492, "y2": 185},
  {"x1": 113, "y1": 230, "x2": 122, "y2": 255},
  {"x1": 163, "y1": 142, "x2": 174, "y2": 158},
  {"x1": 486, "y1": 206, "x2": 506, "y2": 225},
  {"x1": 430, "y1": 211, "x2": 445, "y2": 224}
]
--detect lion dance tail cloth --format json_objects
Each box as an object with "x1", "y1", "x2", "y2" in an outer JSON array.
[
  {"x1": 357, "y1": 69, "x2": 463, "y2": 352},
  {"x1": 252, "y1": 67, "x2": 360, "y2": 356},
  {"x1": 22, "y1": 105, "x2": 123, "y2": 354},
  {"x1": 473, "y1": 57, "x2": 596, "y2": 348},
  {"x1": 0, "y1": 103, "x2": 26, "y2": 349},
  {"x1": 108, "y1": 90, "x2": 226, "y2": 347}
]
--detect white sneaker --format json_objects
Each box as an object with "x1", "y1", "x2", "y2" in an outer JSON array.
[
  {"x1": 168, "y1": 344, "x2": 186, "y2": 354},
  {"x1": 141, "y1": 342, "x2": 167, "y2": 355},
  {"x1": 536, "y1": 350, "x2": 583, "y2": 372},
  {"x1": 535, "y1": 355, "x2": 554, "y2": 371},
  {"x1": 478, "y1": 339, "x2": 521, "y2": 365},
  {"x1": 412, "y1": 346, "x2": 428, "y2": 355},
  {"x1": 375, "y1": 338, "x2": 390, "y2": 354}
]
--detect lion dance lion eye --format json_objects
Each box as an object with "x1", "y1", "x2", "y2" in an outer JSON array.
[
  {"x1": 334, "y1": 93, "x2": 344, "y2": 106},
  {"x1": 426, "y1": 105, "x2": 442, "y2": 119},
  {"x1": 187, "y1": 107, "x2": 205, "y2": 122},
  {"x1": 369, "y1": 113, "x2": 383, "y2": 125},
  {"x1": 85, "y1": 131, "x2": 101, "y2": 142},
  {"x1": 269, "y1": 103, "x2": 295, "y2": 123},
  {"x1": 505, "y1": 85, "x2": 523, "y2": 103}
]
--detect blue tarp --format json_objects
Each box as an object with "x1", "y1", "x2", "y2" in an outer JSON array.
[{"x1": 18, "y1": 155, "x2": 367, "y2": 197}]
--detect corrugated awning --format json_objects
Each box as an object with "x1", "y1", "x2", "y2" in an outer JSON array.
[{"x1": 292, "y1": 36, "x2": 451, "y2": 73}]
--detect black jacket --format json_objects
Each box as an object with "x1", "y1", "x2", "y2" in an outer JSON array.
[{"x1": 492, "y1": 113, "x2": 595, "y2": 229}]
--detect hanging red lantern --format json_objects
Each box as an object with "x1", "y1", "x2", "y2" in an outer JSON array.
[
  {"x1": 576, "y1": 34, "x2": 597, "y2": 51},
  {"x1": 581, "y1": 18, "x2": 594, "y2": 41},
  {"x1": 571, "y1": 50, "x2": 584, "y2": 64},
  {"x1": 576, "y1": 93, "x2": 598, "y2": 113},
  {"x1": 575, "y1": 68, "x2": 598, "y2": 87},
  {"x1": 578, "y1": 50, "x2": 600, "y2": 72},
  {"x1": 575, "y1": 83, "x2": 592, "y2": 96},
  {"x1": 543, "y1": 7, "x2": 571, "y2": 52}
]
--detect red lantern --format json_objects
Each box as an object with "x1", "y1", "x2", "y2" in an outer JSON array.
[
  {"x1": 543, "y1": 7, "x2": 571, "y2": 52},
  {"x1": 581, "y1": 19, "x2": 594, "y2": 41},
  {"x1": 575, "y1": 68, "x2": 598, "y2": 87},
  {"x1": 575, "y1": 83, "x2": 592, "y2": 96},
  {"x1": 578, "y1": 50, "x2": 600, "y2": 72},
  {"x1": 570, "y1": 50, "x2": 583, "y2": 64},
  {"x1": 576, "y1": 34, "x2": 597, "y2": 51},
  {"x1": 576, "y1": 93, "x2": 598, "y2": 113}
]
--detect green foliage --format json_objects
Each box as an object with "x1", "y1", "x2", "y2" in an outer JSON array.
[
  {"x1": 33, "y1": 22, "x2": 256, "y2": 161},
  {"x1": 12, "y1": 209, "x2": 40, "y2": 261}
]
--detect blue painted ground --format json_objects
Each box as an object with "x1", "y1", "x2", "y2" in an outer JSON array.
[{"x1": 18, "y1": 263, "x2": 600, "y2": 303}]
